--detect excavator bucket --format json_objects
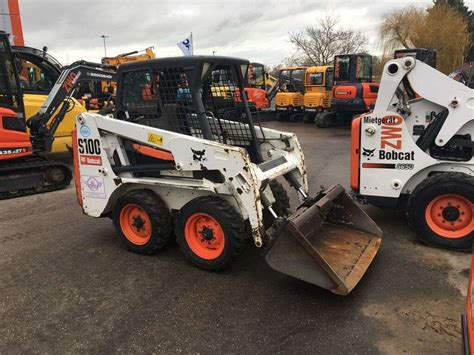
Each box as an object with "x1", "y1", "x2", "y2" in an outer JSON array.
[{"x1": 265, "y1": 184, "x2": 382, "y2": 295}]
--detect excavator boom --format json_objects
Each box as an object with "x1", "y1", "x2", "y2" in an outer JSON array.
[
  {"x1": 0, "y1": 32, "x2": 118, "y2": 199},
  {"x1": 27, "y1": 61, "x2": 116, "y2": 153}
]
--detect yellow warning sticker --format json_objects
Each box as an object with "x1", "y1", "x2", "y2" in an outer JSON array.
[{"x1": 147, "y1": 133, "x2": 163, "y2": 145}]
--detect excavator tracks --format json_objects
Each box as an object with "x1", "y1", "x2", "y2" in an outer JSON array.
[{"x1": 0, "y1": 158, "x2": 72, "y2": 200}]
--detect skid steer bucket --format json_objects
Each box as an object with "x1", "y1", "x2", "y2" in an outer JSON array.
[{"x1": 265, "y1": 184, "x2": 382, "y2": 295}]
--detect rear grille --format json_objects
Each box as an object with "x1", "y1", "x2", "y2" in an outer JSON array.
[
  {"x1": 292, "y1": 97, "x2": 303, "y2": 106},
  {"x1": 306, "y1": 96, "x2": 318, "y2": 105}
]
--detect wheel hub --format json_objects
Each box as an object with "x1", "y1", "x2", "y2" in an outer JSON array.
[
  {"x1": 442, "y1": 206, "x2": 460, "y2": 222},
  {"x1": 201, "y1": 227, "x2": 214, "y2": 241},
  {"x1": 132, "y1": 215, "x2": 146, "y2": 231}
]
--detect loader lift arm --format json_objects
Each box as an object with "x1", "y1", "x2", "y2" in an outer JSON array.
[{"x1": 27, "y1": 60, "x2": 117, "y2": 153}]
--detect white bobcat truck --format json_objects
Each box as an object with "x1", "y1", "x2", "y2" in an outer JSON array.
[
  {"x1": 351, "y1": 55, "x2": 473, "y2": 250},
  {"x1": 72, "y1": 56, "x2": 382, "y2": 295}
]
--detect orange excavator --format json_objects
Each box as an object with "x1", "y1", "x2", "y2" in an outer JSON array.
[
  {"x1": 315, "y1": 53, "x2": 379, "y2": 127},
  {"x1": 243, "y1": 62, "x2": 271, "y2": 110}
]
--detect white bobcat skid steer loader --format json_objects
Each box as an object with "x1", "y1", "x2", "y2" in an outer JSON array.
[
  {"x1": 73, "y1": 56, "x2": 382, "y2": 295},
  {"x1": 351, "y1": 56, "x2": 473, "y2": 250}
]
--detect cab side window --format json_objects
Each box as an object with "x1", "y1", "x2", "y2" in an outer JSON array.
[
  {"x1": 17, "y1": 56, "x2": 58, "y2": 94},
  {"x1": 120, "y1": 69, "x2": 158, "y2": 121},
  {"x1": 326, "y1": 70, "x2": 334, "y2": 90},
  {"x1": 309, "y1": 73, "x2": 323, "y2": 85},
  {"x1": 122, "y1": 70, "x2": 157, "y2": 107}
]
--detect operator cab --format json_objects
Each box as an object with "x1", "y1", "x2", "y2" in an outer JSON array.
[
  {"x1": 0, "y1": 32, "x2": 25, "y2": 124},
  {"x1": 247, "y1": 62, "x2": 265, "y2": 90},
  {"x1": 334, "y1": 53, "x2": 372, "y2": 85},
  {"x1": 279, "y1": 67, "x2": 305, "y2": 93},
  {"x1": 114, "y1": 56, "x2": 263, "y2": 165},
  {"x1": 331, "y1": 54, "x2": 378, "y2": 115},
  {"x1": 305, "y1": 66, "x2": 334, "y2": 91}
]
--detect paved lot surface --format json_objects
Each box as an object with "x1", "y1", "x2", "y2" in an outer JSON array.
[{"x1": 0, "y1": 121, "x2": 469, "y2": 353}]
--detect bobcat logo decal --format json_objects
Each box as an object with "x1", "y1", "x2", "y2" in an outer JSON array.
[
  {"x1": 362, "y1": 148, "x2": 376, "y2": 160},
  {"x1": 191, "y1": 148, "x2": 206, "y2": 162}
]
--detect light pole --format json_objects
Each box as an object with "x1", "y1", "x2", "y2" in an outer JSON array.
[
  {"x1": 213, "y1": 50, "x2": 217, "y2": 56},
  {"x1": 101, "y1": 35, "x2": 109, "y2": 57}
]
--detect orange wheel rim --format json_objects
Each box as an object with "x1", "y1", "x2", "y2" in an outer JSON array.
[
  {"x1": 185, "y1": 213, "x2": 225, "y2": 260},
  {"x1": 119, "y1": 204, "x2": 152, "y2": 245},
  {"x1": 425, "y1": 194, "x2": 473, "y2": 239}
]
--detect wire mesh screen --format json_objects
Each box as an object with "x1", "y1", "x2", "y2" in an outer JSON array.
[
  {"x1": 120, "y1": 67, "x2": 204, "y2": 138},
  {"x1": 118, "y1": 63, "x2": 256, "y2": 150},
  {"x1": 202, "y1": 65, "x2": 254, "y2": 146}
]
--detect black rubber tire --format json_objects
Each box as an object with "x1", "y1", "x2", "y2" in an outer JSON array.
[
  {"x1": 113, "y1": 190, "x2": 173, "y2": 255},
  {"x1": 315, "y1": 111, "x2": 335, "y2": 128},
  {"x1": 176, "y1": 196, "x2": 248, "y2": 271},
  {"x1": 269, "y1": 180, "x2": 290, "y2": 216},
  {"x1": 406, "y1": 173, "x2": 473, "y2": 251},
  {"x1": 263, "y1": 180, "x2": 291, "y2": 228},
  {"x1": 303, "y1": 112, "x2": 315, "y2": 124}
]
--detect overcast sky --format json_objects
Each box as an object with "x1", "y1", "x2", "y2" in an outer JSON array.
[{"x1": 20, "y1": 0, "x2": 470, "y2": 65}]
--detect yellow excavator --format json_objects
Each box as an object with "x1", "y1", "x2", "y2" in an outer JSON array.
[
  {"x1": 274, "y1": 66, "x2": 307, "y2": 121},
  {"x1": 302, "y1": 65, "x2": 334, "y2": 123},
  {"x1": 100, "y1": 47, "x2": 156, "y2": 94},
  {"x1": 13, "y1": 45, "x2": 92, "y2": 153},
  {"x1": 12, "y1": 46, "x2": 155, "y2": 154}
]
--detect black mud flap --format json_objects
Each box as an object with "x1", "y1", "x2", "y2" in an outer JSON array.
[{"x1": 265, "y1": 184, "x2": 382, "y2": 295}]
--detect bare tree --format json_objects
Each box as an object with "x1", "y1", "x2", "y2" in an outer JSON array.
[{"x1": 288, "y1": 15, "x2": 368, "y2": 66}]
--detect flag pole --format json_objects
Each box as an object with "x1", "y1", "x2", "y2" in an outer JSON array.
[{"x1": 190, "y1": 32, "x2": 194, "y2": 55}]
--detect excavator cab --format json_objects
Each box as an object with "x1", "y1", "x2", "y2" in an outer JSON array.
[
  {"x1": 302, "y1": 65, "x2": 334, "y2": 123},
  {"x1": 0, "y1": 31, "x2": 32, "y2": 161},
  {"x1": 103, "y1": 56, "x2": 382, "y2": 294},
  {"x1": 332, "y1": 53, "x2": 378, "y2": 113},
  {"x1": 275, "y1": 66, "x2": 306, "y2": 121},
  {"x1": 242, "y1": 62, "x2": 270, "y2": 110},
  {"x1": 247, "y1": 62, "x2": 266, "y2": 90}
]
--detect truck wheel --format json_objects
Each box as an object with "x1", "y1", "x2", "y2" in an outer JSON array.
[
  {"x1": 263, "y1": 180, "x2": 291, "y2": 228},
  {"x1": 407, "y1": 173, "x2": 473, "y2": 251},
  {"x1": 303, "y1": 113, "x2": 314, "y2": 124},
  {"x1": 176, "y1": 196, "x2": 248, "y2": 271},
  {"x1": 113, "y1": 190, "x2": 173, "y2": 254}
]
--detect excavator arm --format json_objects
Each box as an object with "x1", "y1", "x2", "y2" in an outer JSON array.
[
  {"x1": 27, "y1": 60, "x2": 116, "y2": 153},
  {"x1": 267, "y1": 74, "x2": 304, "y2": 102}
]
